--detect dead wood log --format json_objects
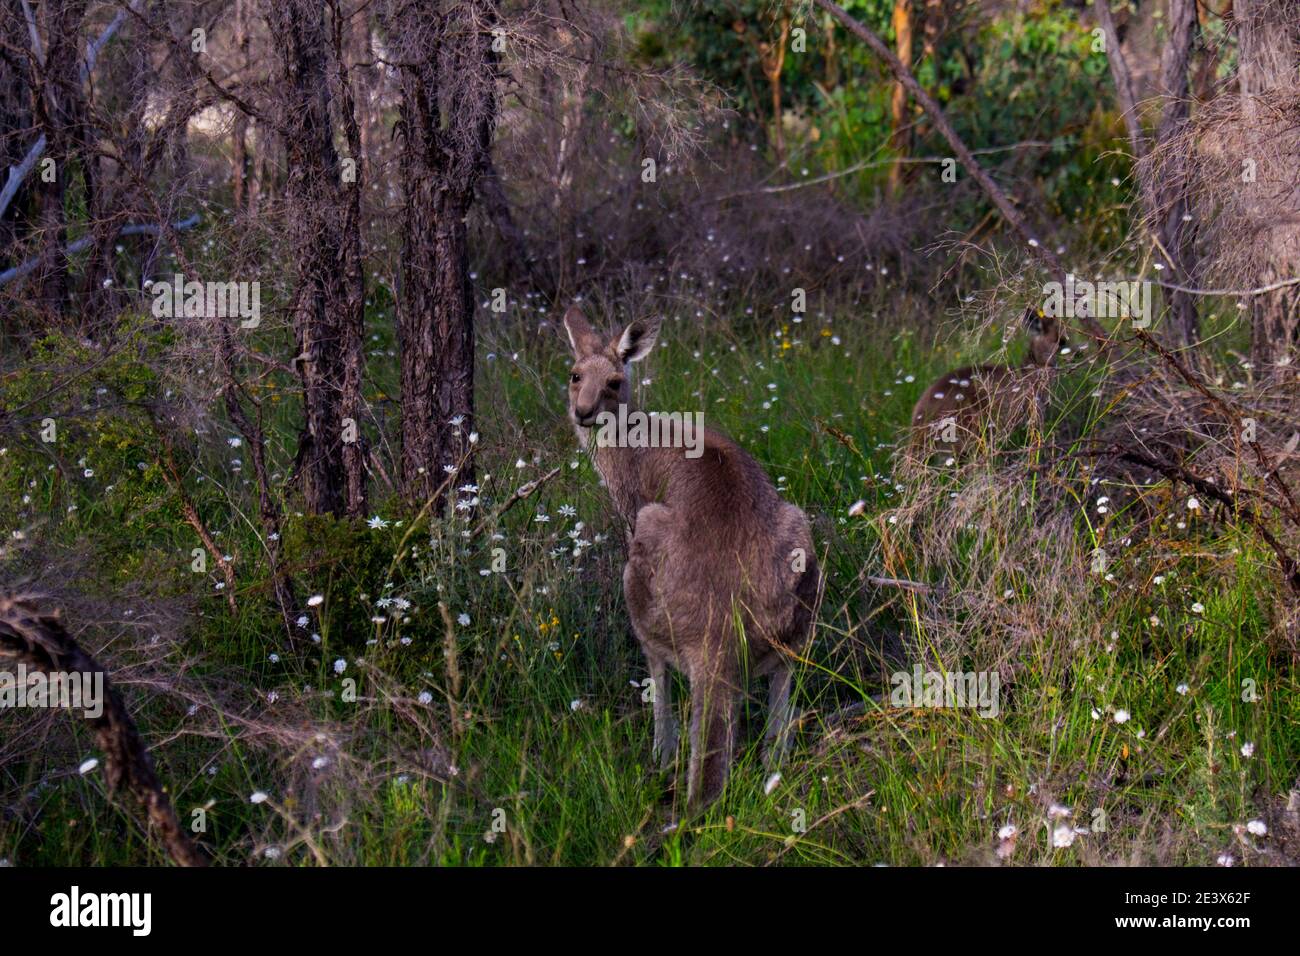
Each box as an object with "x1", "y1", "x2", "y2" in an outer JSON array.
[{"x1": 0, "y1": 594, "x2": 207, "y2": 866}]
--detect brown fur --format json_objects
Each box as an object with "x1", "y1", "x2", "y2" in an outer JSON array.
[
  {"x1": 910, "y1": 308, "x2": 1065, "y2": 453},
  {"x1": 563, "y1": 305, "x2": 820, "y2": 810}
]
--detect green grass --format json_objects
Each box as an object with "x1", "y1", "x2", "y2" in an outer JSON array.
[{"x1": 1, "y1": 302, "x2": 1295, "y2": 867}]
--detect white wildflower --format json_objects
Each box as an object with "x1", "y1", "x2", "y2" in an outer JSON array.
[{"x1": 1051, "y1": 823, "x2": 1076, "y2": 848}]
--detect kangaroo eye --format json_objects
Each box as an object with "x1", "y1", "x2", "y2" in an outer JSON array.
[
  {"x1": 607, "y1": 378, "x2": 623, "y2": 390},
  {"x1": 570, "y1": 372, "x2": 580, "y2": 383}
]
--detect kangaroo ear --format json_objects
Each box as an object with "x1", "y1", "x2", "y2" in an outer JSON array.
[
  {"x1": 563, "y1": 304, "x2": 602, "y2": 357},
  {"x1": 1023, "y1": 305, "x2": 1047, "y2": 335},
  {"x1": 615, "y1": 317, "x2": 661, "y2": 364}
]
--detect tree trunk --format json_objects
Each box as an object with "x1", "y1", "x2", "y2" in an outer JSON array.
[
  {"x1": 479, "y1": 154, "x2": 546, "y2": 294},
  {"x1": 267, "y1": 0, "x2": 366, "y2": 517},
  {"x1": 232, "y1": 0, "x2": 250, "y2": 213},
  {"x1": 1154, "y1": 0, "x2": 1200, "y2": 345},
  {"x1": 331, "y1": 0, "x2": 368, "y2": 518},
  {"x1": 387, "y1": 0, "x2": 499, "y2": 509},
  {"x1": 32, "y1": 0, "x2": 90, "y2": 322},
  {"x1": 763, "y1": 10, "x2": 790, "y2": 164},
  {"x1": 1095, "y1": 0, "x2": 1200, "y2": 345},
  {"x1": 1238, "y1": 0, "x2": 1300, "y2": 369},
  {"x1": 397, "y1": 188, "x2": 476, "y2": 504},
  {"x1": 0, "y1": 7, "x2": 34, "y2": 267}
]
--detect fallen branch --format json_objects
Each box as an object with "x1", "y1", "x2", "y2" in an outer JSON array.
[
  {"x1": 0, "y1": 136, "x2": 46, "y2": 223},
  {"x1": 865, "y1": 574, "x2": 933, "y2": 593},
  {"x1": 0, "y1": 593, "x2": 207, "y2": 866},
  {"x1": 0, "y1": 214, "x2": 201, "y2": 287},
  {"x1": 1152, "y1": 274, "x2": 1300, "y2": 298}
]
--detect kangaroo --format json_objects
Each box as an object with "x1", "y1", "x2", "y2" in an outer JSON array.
[
  {"x1": 562, "y1": 305, "x2": 820, "y2": 811},
  {"x1": 910, "y1": 307, "x2": 1065, "y2": 454}
]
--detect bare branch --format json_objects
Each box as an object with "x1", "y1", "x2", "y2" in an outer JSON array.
[
  {"x1": 0, "y1": 0, "x2": 144, "y2": 220},
  {"x1": 0, "y1": 214, "x2": 200, "y2": 287}
]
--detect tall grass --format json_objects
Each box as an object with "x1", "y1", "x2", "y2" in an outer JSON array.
[{"x1": 1, "y1": 299, "x2": 1294, "y2": 867}]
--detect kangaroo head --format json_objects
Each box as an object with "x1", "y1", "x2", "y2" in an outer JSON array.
[
  {"x1": 1023, "y1": 306, "x2": 1065, "y2": 367},
  {"x1": 562, "y1": 305, "x2": 660, "y2": 429}
]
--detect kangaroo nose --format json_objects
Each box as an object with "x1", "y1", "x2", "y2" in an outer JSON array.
[{"x1": 574, "y1": 405, "x2": 597, "y2": 426}]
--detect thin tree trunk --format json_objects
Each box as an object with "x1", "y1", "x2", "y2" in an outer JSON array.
[
  {"x1": 0, "y1": 8, "x2": 34, "y2": 268},
  {"x1": 267, "y1": 0, "x2": 364, "y2": 517},
  {"x1": 888, "y1": 0, "x2": 914, "y2": 194},
  {"x1": 32, "y1": 0, "x2": 90, "y2": 322},
  {"x1": 1154, "y1": 0, "x2": 1200, "y2": 345},
  {"x1": 1094, "y1": 0, "x2": 1200, "y2": 344},
  {"x1": 822, "y1": 9, "x2": 840, "y2": 88},
  {"x1": 351, "y1": 3, "x2": 373, "y2": 167},
  {"x1": 479, "y1": 153, "x2": 545, "y2": 294},
  {"x1": 919, "y1": 0, "x2": 943, "y2": 66},
  {"x1": 759, "y1": 7, "x2": 790, "y2": 164},
  {"x1": 232, "y1": 0, "x2": 249, "y2": 212}
]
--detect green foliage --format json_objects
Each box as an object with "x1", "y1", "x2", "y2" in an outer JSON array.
[
  {"x1": 634, "y1": 1, "x2": 1134, "y2": 221},
  {"x1": 954, "y1": 5, "x2": 1106, "y2": 144},
  {"x1": 280, "y1": 514, "x2": 398, "y2": 651},
  {"x1": 0, "y1": 317, "x2": 188, "y2": 581}
]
